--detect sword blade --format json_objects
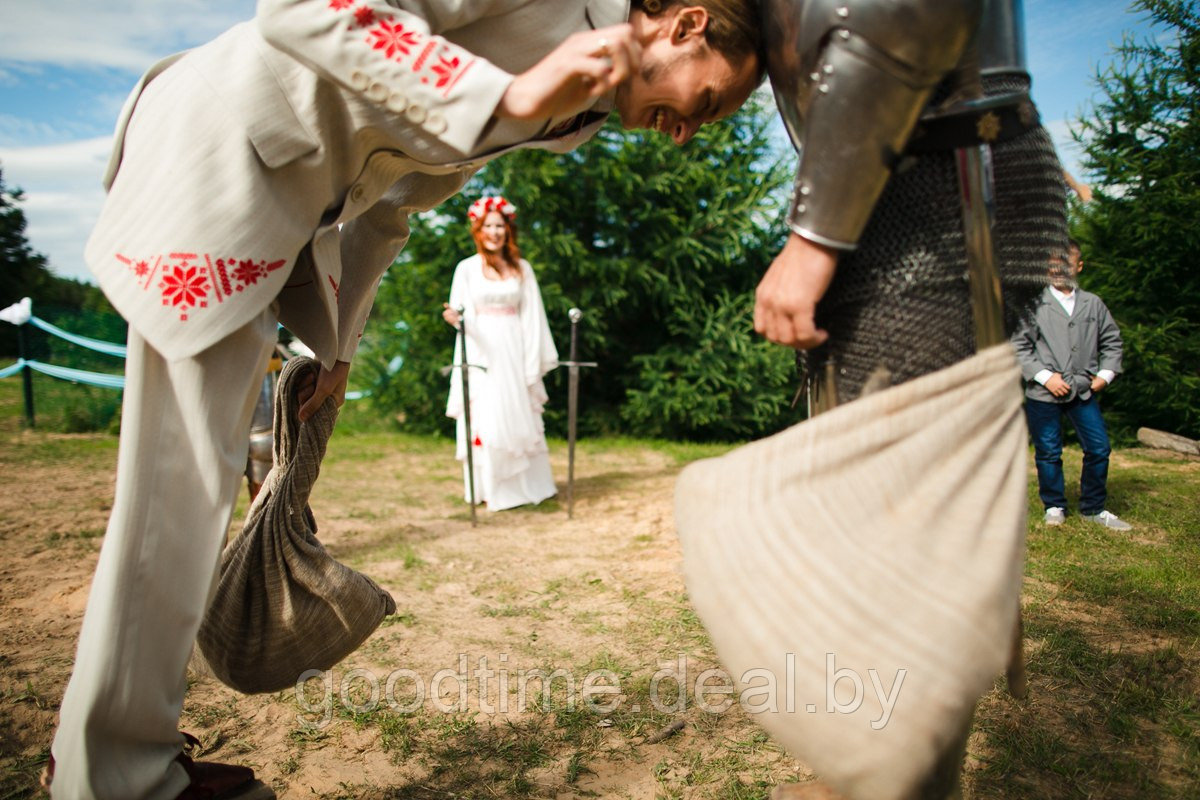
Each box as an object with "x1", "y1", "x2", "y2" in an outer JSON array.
[
  {"x1": 566, "y1": 317, "x2": 580, "y2": 519},
  {"x1": 956, "y1": 144, "x2": 1006, "y2": 349},
  {"x1": 459, "y1": 311, "x2": 477, "y2": 526},
  {"x1": 567, "y1": 366, "x2": 579, "y2": 519}
]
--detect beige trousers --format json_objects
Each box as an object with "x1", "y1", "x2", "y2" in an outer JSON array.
[{"x1": 51, "y1": 310, "x2": 277, "y2": 800}]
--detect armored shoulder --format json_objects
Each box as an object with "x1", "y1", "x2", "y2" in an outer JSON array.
[{"x1": 764, "y1": 0, "x2": 984, "y2": 249}]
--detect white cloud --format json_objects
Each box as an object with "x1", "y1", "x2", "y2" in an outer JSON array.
[
  {"x1": 0, "y1": 137, "x2": 113, "y2": 282},
  {"x1": 0, "y1": 1, "x2": 255, "y2": 71},
  {"x1": 0, "y1": 114, "x2": 66, "y2": 147},
  {"x1": 0, "y1": 0, "x2": 254, "y2": 283}
]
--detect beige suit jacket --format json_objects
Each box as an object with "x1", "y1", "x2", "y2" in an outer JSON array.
[{"x1": 87, "y1": 0, "x2": 627, "y2": 367}]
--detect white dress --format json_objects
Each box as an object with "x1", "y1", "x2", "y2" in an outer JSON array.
[{"x1": 445, "y1": 255, "x2": 559, "y2": 510}]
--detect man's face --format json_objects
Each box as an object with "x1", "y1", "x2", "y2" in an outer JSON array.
[
  {"x1": 1049, "y1": 249, "x2": 1081, "y2": 291},
  {"x1": 614, "y1": 39, "x2": 758, "y2": 146}
]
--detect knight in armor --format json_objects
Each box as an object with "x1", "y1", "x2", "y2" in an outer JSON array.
[
  {"x1": 755, "y1": 0, "x2": 1067, "y2": 402},
  {"x1": 744, "y1": 0, "x2": 1065, "y2": 797}
]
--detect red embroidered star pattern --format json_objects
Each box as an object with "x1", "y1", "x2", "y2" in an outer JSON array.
[
  {"x1": 232, "y1": 258, "x2": 267, "y2": 287},
  {"x1": 367, "y1": 19, "x2": 420, "y2": 60},
  {"x1": 430, "y1": 52, "x2": 465, "y2": 89},
  {"x1": 115, "y1": 252, "x2": 288, "y2": 321},
  {"x1": 159, "y1": 263, "x2": 210, "y2": 321},
  {"x1": 325, "y1": 2, "x2": 475, "y2": 97},
  {"x1": 353, "y1": 6, "x2": 377, "y2": 27}
]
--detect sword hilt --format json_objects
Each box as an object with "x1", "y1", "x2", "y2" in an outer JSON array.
[{"x1": 439, "y1": 363, "x2": 488, "y2": 377}]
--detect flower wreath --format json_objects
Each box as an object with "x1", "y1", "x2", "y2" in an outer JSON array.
[{"x1": 467, "y1": 195, "x2": 517, "y2": 222}]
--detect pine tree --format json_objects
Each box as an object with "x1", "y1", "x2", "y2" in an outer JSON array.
[
  {"x1": 1, "y1": 165, "x2": 124, "y2": 360},
  {"x1": 1, "y1": 168, "x2": 49, "y2": 303},
  {"x1": 358, "y1": 94, "x2": 800, "y2": 440},
  {"x1": 1071, "y1": 0, "x2": 1199, "y2": 437},
  {"x1": 1, "y1": 167, "x2": 50, "y2": 356}
]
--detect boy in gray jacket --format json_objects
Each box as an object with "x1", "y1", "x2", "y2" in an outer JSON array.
[{"x1": 1012, "y1": 240, "x2": 1130, "y2": 529}]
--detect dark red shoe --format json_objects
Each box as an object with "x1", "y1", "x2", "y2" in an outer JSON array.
[
  {"x1": 40, "y1": 739, "x2": 275, "y2": 799},
  {"x1": 173, "y1": 753, "x2": 275, "y2": 800}
]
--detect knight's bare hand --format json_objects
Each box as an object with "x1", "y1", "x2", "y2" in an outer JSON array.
[
  {"x1": 497, "y1": 25, "x2": 638, "y2": 121},
  {"x1": 754, "y1": 234, "x2": 838, "y2": 349}
]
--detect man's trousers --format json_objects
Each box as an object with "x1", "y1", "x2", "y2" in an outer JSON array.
[
  {"x1": 1025, "y1": 394, "x2": 1113, "y2": 516},
  {"x1": 51, "y1": 309, "x2": 277, "y2": 800}
]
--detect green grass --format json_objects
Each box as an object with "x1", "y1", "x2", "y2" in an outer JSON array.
[
  {"x1": 1024, "y1": 448, "x2": 1200, "y2": 636},
  {"x1": 283, "y1": 644, "x2": 786, "y2": 799},
  {"x1": 968, "y1": 445, "x2": 1200, "y2": 798},
  {"x1": 3, "y1": 382, "x2": 1198, "y2": 798},
  {"x1": 0, "y1": 369, "x2": 122, "y2": 435},
  {"x1": 305, "y1": 440, "x2": 1200, "y2": 799},
  {"x1": 0, "y1": 748, "x2": 48, "y2": 800},
  {"x1": 569, "y1": 434, "x2": 737, "y2": 465}
]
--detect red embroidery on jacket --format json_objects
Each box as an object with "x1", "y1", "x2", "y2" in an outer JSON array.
[
  {"x1": 229, "y1": 258, "x2": 271, "y2": 288},
  {"x1": 367, "y1": 19, "x2": 420, "y2": 59},
  {"x1": 327, "y1": 274, "x2": 340, "y2": 299},
  {"x1": 116, "y1": 253, "x2": 160, "y2": 289},
  {"x1": 412, "y1": 41, "x2": 436, "y2": 75},
  {"x1": 430, "y1": 49, "x2": 470, "y2": 91},
  {"x1": 115, "y1": 252, "x2": 287, "y2": 321},
  {"x1": 353, "y1": 6, "x2": 377, "y2": 27},
  {"x1": 331, "y1": 4, "x2": 474, "y2": 98},
  {"x1": 214, "y1": 257, "x2": 234, "y2": 298},
  {"x1": 159, "y1": 257, "x2": 210, "y2": 321}
]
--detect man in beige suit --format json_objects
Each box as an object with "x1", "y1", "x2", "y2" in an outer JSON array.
[{"x1": 48, "y1": 2, "x2": 761, "y2": 798}]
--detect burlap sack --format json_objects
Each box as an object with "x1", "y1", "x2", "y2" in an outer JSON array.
[
  {"x1": 674, "y1": 344, "x2": 1028, "y2": 800},
  {"x1": 196, "y1": 356, "x2": 396, "y2": 694}
]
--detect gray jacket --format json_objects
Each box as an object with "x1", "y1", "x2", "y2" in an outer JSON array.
[{"x1": 1012, "y1": 287, "x2": 1123, "y2": 403}]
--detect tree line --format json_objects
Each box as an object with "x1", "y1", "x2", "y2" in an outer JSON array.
[
  {"x1": 357, "y1": 93, "x2": 803, "y2": 442},
  {"x1": 4, "y1": 0, "x2": 1196, "y2": 440}
]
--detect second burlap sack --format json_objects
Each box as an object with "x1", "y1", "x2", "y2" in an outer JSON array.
[{"x1": 675, "y1": 344, "x2": 1029, "y2": 800}]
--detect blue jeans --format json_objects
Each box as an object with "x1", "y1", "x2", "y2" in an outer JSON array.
[{"x1": 1025, "y1": 395, "x2": 1112, "y2": 515}]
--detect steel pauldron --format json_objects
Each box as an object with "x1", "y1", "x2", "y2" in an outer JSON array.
[{"x1": 763, "y1": 0, "x2": 1039, "y2": 250}]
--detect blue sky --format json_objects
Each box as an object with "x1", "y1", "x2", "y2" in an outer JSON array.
[{"x1": 0, "y1": 0, "x2": 1165, "y2": 283}]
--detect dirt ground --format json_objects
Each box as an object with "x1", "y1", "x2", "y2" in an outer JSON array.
[
  {"x1": 0, "y1": 431, "x2": 810, "y2": 799},
  {"x1": 2, "y1": 427, "x2": 1196, "y2": 799}
]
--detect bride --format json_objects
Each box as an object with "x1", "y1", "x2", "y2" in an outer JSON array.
[{"x1": 443, "y1": 195, "x2": 559, "y2": 510}]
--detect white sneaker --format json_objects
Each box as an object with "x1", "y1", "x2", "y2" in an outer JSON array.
[
  {"x1": 1083, "y1": 510, "x2": 1133, "y2": 530},
  {"x1": 1044, "y1": 507, "x2": 1066, "y2": 526}
]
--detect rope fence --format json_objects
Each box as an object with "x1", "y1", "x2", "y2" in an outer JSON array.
[{"x1": 2, "y1": 297, "x2": 368, "y2": 427}]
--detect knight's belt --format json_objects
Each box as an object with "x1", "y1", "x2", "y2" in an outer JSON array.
[{"x1": 905, "y1": 93, "x2": 1040, "y2": 154}]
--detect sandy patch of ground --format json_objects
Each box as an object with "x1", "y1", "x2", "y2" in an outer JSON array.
[{"x1": 0, "y1": 433, "x2": 807, "y2": 798}]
